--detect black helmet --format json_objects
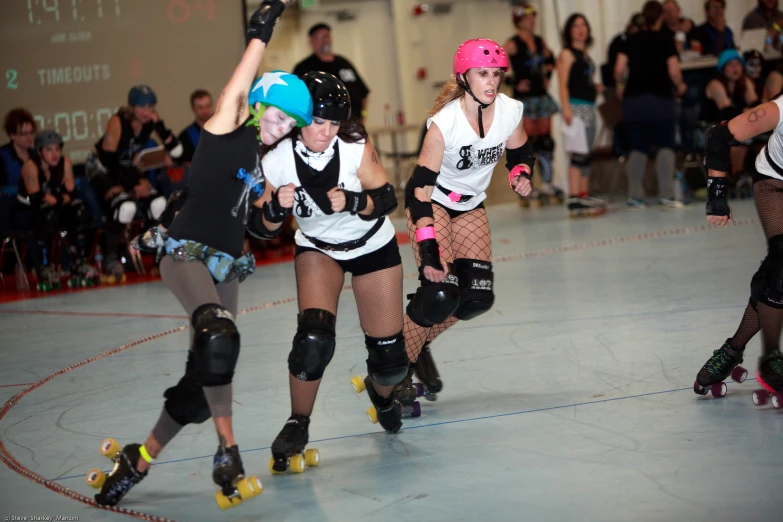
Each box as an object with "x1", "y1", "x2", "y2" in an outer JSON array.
[
  {"x1": 34, "y1": 129, "x2": 64, "y2": 150},
  {"x1": 302, "y1": 71, "x2": 351, "y2": 121}
]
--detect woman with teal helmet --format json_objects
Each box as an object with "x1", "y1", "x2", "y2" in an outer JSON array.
[{"x1": 93, "y1": 0, "x2": 311, "y2": 510}]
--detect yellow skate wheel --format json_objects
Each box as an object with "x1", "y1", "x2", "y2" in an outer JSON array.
[
  {"x1": 290, "y1": 454, "x2": 306, "y2": 473},
  {"x1": 85, "y1": 468, "x2": 106, "y2": 489},
  {"x1": 269, "y1": 457, "x2": 284, "y2": 475},
  {"x1": 100, "y1": 438, "x2": 120, "y2": 459},
  {"x1": 351, "y1": 375, "x2": 366, "y2": 393},
  {"x1": 304, "y1": 448, "x2": 320, "y2": 467},
  {"x1": 366, "y1": 406, "x2": 378, "y2": 424},
  {"x1": 215, "y1": 491, "x2": 239, "y2": 510},
  {"x1": 237, "y1": 475, "x2": 263, "y2": 499}
]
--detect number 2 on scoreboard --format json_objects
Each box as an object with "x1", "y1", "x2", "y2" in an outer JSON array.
[{"x1": 6, "y1": 69, "x2": 19, "y2": 90}]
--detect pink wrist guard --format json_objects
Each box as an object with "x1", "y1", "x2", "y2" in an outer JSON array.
[
  {"x1": 415, "y1": 227, "x2": 436, "y2": 242},
  {"x1": 509, "y1": 165, "x2": 531, "y2": 188}
]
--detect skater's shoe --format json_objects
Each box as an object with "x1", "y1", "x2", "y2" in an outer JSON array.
[
  {"x1": 94, "y1": 444, "x2": 147, "y2": 507},
  {"x1": 102, "y1": 257, "x2": 126, "y2": 284},
  {"x1": 393, "y1": 367, "x2": 418, "y2": 406},
  {"x1": 758, "y1": 351, "x2": 783, "y2": 393},
  {"x1": 364, "y1": 376, "x2": 402, "y2": 433},
  {"x1": 270, "y1": 415, "x2": 319, "y2": 474},
  {"x1": 694, "y1": 339, "x2": 747, "y2": 397},
  {"x1": 212, "y1": 445, "x2": 263, "y2": 509},
  {"x1": 413, "y1": 344, "x2": 442, "y2": 398},
  {"x1": 568, "y1": 197, "x2": 605, "y2": 218},
  {"x1": 35, "y1": 264, "x2": 61, "y2": 291}
]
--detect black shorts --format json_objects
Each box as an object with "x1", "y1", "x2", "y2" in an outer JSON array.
[
  {"x1": 295, "y1": 236, "x2": 402, "y2": 277},
  {"x1": 433, "y1": 201, "x2": 486, "y2": 219}
]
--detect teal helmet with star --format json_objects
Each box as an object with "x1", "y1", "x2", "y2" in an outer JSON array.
[{"x1": 248, "y1": 70, "x2": 313, "y2": 128}]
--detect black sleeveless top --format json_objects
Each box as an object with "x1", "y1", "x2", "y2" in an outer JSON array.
[
  {"x1": 94, "y1": 111, "x2": 155, "y2": 168},
  {"x1": 567, "y1": 48, "x2": 597, "y2": 104},
  {"x1": 508, "y1": 34, "x2": 547, "y2": 98},
  {"x1": 166, "y1": 121, "x2": 262, "y2": 258},
  {"x1": 699, "y1": 79, "x2": 748, "y2": 124},
  {"x1": 17, "y1": 158, "x2": 64, "y2": 200}
]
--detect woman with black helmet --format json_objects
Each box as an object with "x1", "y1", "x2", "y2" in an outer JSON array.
[
  {"x1": 86, "y1": 0, "x2": 309, "y2": 510},
  {"x1": 87, "y1": 83, "x2": 180, "y2": 281},
  {"x1": 11, "y1": 130, "x2": 95, "y2": 289},
  {"x1": 259, "y1": 70, "x2": 406, "y2": 471}
]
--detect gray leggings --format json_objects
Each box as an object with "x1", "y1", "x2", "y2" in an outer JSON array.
[{"x1": 159, "y1": 255, "x2": 238, "y2": 419}]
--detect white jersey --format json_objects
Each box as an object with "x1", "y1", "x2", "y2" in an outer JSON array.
[
  {"x1": 755, "y1": 96, "x2": 783, "y2": 182},
  {"x1": 262, "y1": 136, "x2": 396, "y2": 260},
  {"x1": 428, "y1": 93, "x2": 524, "y2": 211}
]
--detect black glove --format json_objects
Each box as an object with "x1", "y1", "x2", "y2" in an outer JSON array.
[
  {"x1": 159, "y1": 188, "x2": 188, "y2": 228},
  {"x1": 154, "y1": 120, "x2": 173, "y2": 142},
  {"x1": 262, "y1": 190, "x2": 290, "y2": 223},
  {"x1": 417, "y1": 225, "x2": 444, "y2": 272},
  {"x1": 341, "y1": 190, "x2": 368, "y2": 215},
  {"x1": 247, "y1": 1, "x2": 287, "y2": 44},
  {"x1": 706, "y1": 176, "x2": 731, "y2": 217}
]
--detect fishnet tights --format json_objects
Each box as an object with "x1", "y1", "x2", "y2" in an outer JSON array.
[
  {"x1": 753, "y1": 178, "x2": 783, "y2": 355},
  {"x1": 403, "y1": 204, "x2": 492, "y2": 362},
  {"x1": 289, "y1": 250, "x2": 404, "y2": 416}
]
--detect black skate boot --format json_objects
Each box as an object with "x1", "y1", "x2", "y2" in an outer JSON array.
[
  {"x1": 364, "y1": 376, "x2": 402, "y2": 433},
  {"x1": 413, "y1": 343, "x2": 442, "y2": 401},
  {"x1": 212, "y1": 445, "x2": 263, "y2": 509},
  {"x1": 94, "y1": 443, "x2": 147, "y2": 507},
  {"x1": 393, "y1": 367, "x2": 418, "y2": 406},
  {"x1": 270, "y1": 415, "x2": 320, "y2": 474},
  {"x1": 694, "y1": 339, "x2": 747, "y2": 398}
]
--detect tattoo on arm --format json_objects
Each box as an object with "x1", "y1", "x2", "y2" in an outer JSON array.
[
  {"x1": 748, "y1": 108, "x2": 766, "y2": 123},
  {"x1": 371, "y1": 150, "x2": 379, "y2": 164}
]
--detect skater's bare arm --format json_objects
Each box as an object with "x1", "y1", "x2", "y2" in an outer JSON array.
[
  {"x1": 205, "y1": 0, "x2": 289, "y2": 136},
  {"x1": 726, "y1": 102, "x2": 780, "y2": 145},
  {"x1": 61, "y1": 157, "x2": 75, "y2": 204}
]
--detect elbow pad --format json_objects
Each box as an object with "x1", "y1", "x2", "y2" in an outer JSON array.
[
  {"x1": 361, "y1": 183, "x2": 398, "y2": 221},
  {"x1": 704, "y1": 121, "x2": 738, "y2": 172},
  {"x1": 404, "y1": 165, "x2": 439, "y2": 222},
  {"x1": 97, "y1": 148, "x2": 120, "y2": 172}
]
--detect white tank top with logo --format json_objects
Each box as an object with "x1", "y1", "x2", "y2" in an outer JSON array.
[
  {"x1": 428, "y1": 93, "x2": 524, "y2": 211},
  {"x1": 755, "y1": 96, "x2": 783, "y2": 182},
  {"x1": 262, "y1": 136, "x2": 396, "y2": 261}
]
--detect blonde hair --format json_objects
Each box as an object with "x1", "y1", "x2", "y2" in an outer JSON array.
[{"x1": 429, "y1": 79, "x2": 465, "y2": 116}]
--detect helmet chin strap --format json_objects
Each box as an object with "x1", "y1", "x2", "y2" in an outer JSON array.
[{"x1": 457, "y1": 73, "x2": 495, "y2": 138}]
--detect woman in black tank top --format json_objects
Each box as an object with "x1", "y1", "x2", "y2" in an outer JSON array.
[
  {"x1": 91, "y1": 1, "x2": 314, "y2": 510},
  {"x1": 556, "y1": 13, "x2": 607, "y2": 218},
  {"x1": 504, "y1": 3, "x2": 563, "y2": 202}
]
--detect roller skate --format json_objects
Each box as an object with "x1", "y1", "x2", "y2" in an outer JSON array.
[
  {"x1": 693, "y1": 339, "x2": 747, "y2": 398},
  {"x1": 67, "y1": 258, "x2": 100, "y2": 288},
  {"x1": 212, "y1": 445, "x2": 263, "y2": 509},
  {"x1": 391, "y1": 367, "x2": 422, "y2": 418},
  {"x1": 101, "y1": 257, "x2": 127, "y2": 285},
  {"x1": 412, "y1": 343, "x2": 442, "y2": 401},
  {"x1": 350, "y1": 375, "x2": 403, "y2": 433},
  {"x1": 88, "y1": 439, "x2": 147, "y2": 507},
  {"x1": 538, "y1": 182, "x2": 566, "y2": 206},
  {"x1": 752, "y1": 351, "x2": 783, "y2": 409},
  {"x1": 35, "y1": 264, "x2": 62, "y2": 292},
  {"x1": 269, "y1": 414, "x2": 320, "y2": 474},
  {"x1": 567, "y1": 197, "x2": 606, "y2": 218}
]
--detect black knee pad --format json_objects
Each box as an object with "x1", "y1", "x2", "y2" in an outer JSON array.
[
  {"x1": 750, "y1": 258, "x2": 768, "y2": 311},
  {"x1": 191, "y1": 304, "x2": 240, "y2": 387},
  {"x1": 761, "y1": 235, "x2": 783, "y2": 308},
  {"x1": 452, "y1": 258, "x2": 495, "y2": 321},
  {"x1": 406, "y1": 272, "x2": 461, "y2": 327},
  {"x1": 570, "y1": 153, "x2": 591, "y2": 168},
  {"x1": 366, "y1": 332, "x2": 409, "y2": 386},
  {"x1": 538, "y1": 135, "x2": 555, "y2": 153},
  {"x1": 163, "y1": 351, "x2": 211, "y2": 426},
  {"x1": 288, "y1": 309, "x2": 336, "y2": 381}
]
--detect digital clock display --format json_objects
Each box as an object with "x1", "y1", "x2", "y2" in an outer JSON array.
[{"x1": 0, "y1": 0, "x2": 246, "y2": 163}]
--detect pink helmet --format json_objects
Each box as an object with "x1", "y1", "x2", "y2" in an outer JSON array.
[{"x1": 453, "y1": 39, "x2": 509, "y2": 77}]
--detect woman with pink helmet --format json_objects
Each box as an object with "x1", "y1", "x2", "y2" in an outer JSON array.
[{"x1": 393, "y1": 39, "x2": 534, "y2": 406}]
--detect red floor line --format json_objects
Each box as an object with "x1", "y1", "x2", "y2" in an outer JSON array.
[
  {"x1": 0, "y1": 219, "x2": 756, "y2": 520},
  {"x1": 0, "y1": 310, "x2": 188, "y2": 319}
]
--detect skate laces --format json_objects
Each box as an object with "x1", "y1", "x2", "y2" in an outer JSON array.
[
  {"x1": 214, "y1": 451, "x2": 234, "y2": 469},
  {"x1": 767, "y1": 354, "x2": 783, "y2": 375},
  {"x1": 705, "y1": 349, "x2": 734, "y2": 374}
]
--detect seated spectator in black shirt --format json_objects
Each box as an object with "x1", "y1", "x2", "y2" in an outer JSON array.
[
  {"x1": 742, "y1": 0, "x2": 783, "y2": 31},
  {"x1": 691, "y1": 0, "x2": 736, "y2": 56},
  {"x1": 0, "y1": 109, "x2": 36, "y2": 187},
  {"x1": 293, "y1": 23, "x2": 370, "y2": 123},
  {"x1": 177, "y1": 89, "x2": 214, "y2": 164}
]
